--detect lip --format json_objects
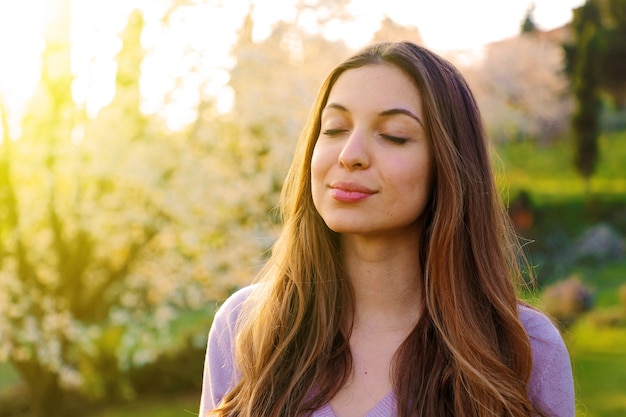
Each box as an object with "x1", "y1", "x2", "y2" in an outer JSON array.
[{"x1": 329, "y1": 182, "x2": 377, "y2": 203}]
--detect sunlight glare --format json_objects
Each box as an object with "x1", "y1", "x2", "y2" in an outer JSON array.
[
  {"x1": 0, "y1": 1, "x2": 47, "y2": 137},
  {"x1": 0, "y1": 0, "x2": 586, "y2": 133},
  {"x1": 71, "y1": 0, "x2": 133, "y2": 117}
]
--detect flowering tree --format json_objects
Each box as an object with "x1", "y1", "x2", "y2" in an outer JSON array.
[
  {"x1": 185, "y1": 8, "x2": 352, "y2": 292},
  {"x1": 0, "y1": 2, "x2": 429, "y2": 416},
  {"x1": 0, "y1": 5, "x2": 213, "y2": 416},
  {"x1": 465, "y1": 34, "x2": 573, "y2": 143}
]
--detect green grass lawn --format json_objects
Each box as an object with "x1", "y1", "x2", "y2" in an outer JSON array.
[
  {"x1": 565, "y1": 260, "x2": 626, "y2": 417},
  {"x1": 496, "y1": 131, "x2": 626, "y2": 202},
  {"x1": 568, "y1": 317, "x2": 626, "y2": 417}
]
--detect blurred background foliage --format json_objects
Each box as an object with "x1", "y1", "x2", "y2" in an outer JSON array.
[{"x1": 0, "y1": 0, "x2": 625, "y2": 416}]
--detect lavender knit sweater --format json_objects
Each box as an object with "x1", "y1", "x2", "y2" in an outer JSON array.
[{"x1": 199, "y1": 285, "x2": 575, "y2": 417}]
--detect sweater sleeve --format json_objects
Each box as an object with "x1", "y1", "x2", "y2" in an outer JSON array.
[
  {"x1": 519, "y1": 305, "x2": 575, "y2": 417},
  {"x1": 199, "y1": 285, "x2": 256, "y2": 417}
]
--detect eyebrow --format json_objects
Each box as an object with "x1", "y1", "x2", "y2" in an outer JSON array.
[{"x1": 324, "y1": 103, "x2": 424, "y2": 127}]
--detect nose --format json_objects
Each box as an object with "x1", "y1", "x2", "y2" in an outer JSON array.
[{"x1": 338, "y1": 130, "x2": 370, "y2": 170}]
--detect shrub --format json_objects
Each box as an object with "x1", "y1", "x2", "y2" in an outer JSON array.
[
  {"x1": 574, "y1": 223, "x2": 625, "y2": 263},
  {"x1": 541, "y1": 275, "x2": 594, "y2": 327}
]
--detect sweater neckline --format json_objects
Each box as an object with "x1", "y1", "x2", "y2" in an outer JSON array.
[{"x1": 315, "y1": 391, "x2": 397, "y2": 416}]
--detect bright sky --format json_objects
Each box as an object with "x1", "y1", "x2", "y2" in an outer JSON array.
[
  {"x1": 0, "y1": 0, "x2": 585, "y2": 133},
  {"x1": 341, "y1": 0, "x2": 586, "y2": 52}
]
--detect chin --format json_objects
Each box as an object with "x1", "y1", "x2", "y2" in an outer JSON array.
[{"x1": 321, "y1": 220, "x2": 365, "y2": 235}]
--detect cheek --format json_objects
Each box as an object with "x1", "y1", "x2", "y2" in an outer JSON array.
[
  {"x1": 310, "y1": 145, "x2": 327, "y2": 204},
  {"x1": 310, "y1": 143, "x2": 332, "y2": 185},
  {"x1": 310, "y1": 147, "x2": 322, "y2": 185},
  {"x1": 390, "y1": 155, "x2": 433, "y2": 199}
]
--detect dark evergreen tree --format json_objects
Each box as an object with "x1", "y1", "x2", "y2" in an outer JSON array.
[
  {"x1": 565, "y1": 0, "x2": 626, "y2": 107},
  {"x1": 602, "y1": 0, "x2": 626, "y2": 106},
  {"x1": 569, "y1": 0, "x2": 603, "y2": 191},
  {"x1": 521, "y1": 4, "x2": 538, "y2": 33}
]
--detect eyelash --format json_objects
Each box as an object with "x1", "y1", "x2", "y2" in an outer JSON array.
[
  {"x1": 380, "y1": 134, "x2": 408, "y2": 144},
  {"x1": 322, "y1": 129, "x2": 347, "y2": 136},
  {"x1": 322, "y1": 129, "x2": 409, "y2": 144}
]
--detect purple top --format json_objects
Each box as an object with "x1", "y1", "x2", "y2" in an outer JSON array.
[{"x1": 199, "y1": 285, "x2": 575, "y2": 417}]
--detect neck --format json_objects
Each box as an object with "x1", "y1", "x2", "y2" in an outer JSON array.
[{"x1": 340, "y1": 232, "x2": 423, "y2": 331}]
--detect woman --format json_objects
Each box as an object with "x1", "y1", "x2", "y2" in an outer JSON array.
[{"x1": 199, "y1": 41, "x2": 574, "y2": 417}]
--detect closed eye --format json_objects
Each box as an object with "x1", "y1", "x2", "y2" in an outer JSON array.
[
  {"x1": 381, "y1": 134, "x2": 408, "y2": 144},
  {"x1": 322, "y1": 129, "x2": 348, "y2": 136}
]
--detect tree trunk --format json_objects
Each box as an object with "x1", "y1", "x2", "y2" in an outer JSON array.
[
  {"x1": 584, "y1": 176, "x2": 592, "y2": 196},
  {"x1": 12, "y1": 359, "x2": 64, "y2": 417}
]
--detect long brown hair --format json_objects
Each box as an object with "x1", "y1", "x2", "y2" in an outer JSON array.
[{"x1": 212, "y1": 42, "x2": 540, "y2": 417}]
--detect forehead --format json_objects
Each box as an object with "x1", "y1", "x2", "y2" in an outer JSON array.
[{"x1": 325, "y1": 64, "x2": 423, "y2": 114}]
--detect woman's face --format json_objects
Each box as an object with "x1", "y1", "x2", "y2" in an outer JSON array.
[{"x1": 311, "y1": 63, "x2": 433, "y2": 238}]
